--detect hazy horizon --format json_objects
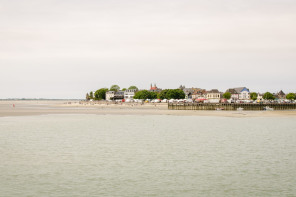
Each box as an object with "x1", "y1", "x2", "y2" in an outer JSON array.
[{"x1": 1, "y1": 0, "x2": 295, "y2": 99}]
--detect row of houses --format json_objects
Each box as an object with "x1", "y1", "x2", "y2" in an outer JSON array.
[
  {"x1": 182, "y1": 87, "x2": 252, "y2": 102},
  {"x1": 181, "y1": 86, "x2": 287, "y2": 103},
  {"x1": 103, "y1": 84, "x2": 288, "y2": 102}
]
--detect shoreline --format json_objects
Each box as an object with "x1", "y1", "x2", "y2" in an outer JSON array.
[{"x1": 1, "y1": 100, "x2": 296, "y2": 118}]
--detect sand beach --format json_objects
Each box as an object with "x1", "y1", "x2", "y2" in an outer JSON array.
[{"x1": 1, "y1": 100, "x2": 296, "y2": 118}]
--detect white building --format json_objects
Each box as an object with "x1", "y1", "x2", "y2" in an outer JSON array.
[
  {"x1": 257, "y1": 93, "x2": 263, "y2": 102},
  {"x1": 206, "y1": 89, "x2": 221, "y2": 103},
  {"x1": 227, "y1": 87, "x2": 250, "y2": 100},
  {"x1": 236, "y1": 87, "x2": 250, "y2": 100},
  {"x1": 124, "y1": 89, "x2": 137, "y2": 99},
  {"x1": 106, "y1": 91, "x2": 115, "y2": 100}
]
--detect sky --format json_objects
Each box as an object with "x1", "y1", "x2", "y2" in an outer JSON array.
[{"x1": 0, "y1": 0, "x2": 295, "y2": 99}]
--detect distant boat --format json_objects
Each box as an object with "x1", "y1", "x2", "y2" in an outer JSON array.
[
  {"x1": 263, "y1": 106, "x2": 274, "y2": 111},
  {"x1": 216, "y1": 108, "x2": 224, "y2": 110}
]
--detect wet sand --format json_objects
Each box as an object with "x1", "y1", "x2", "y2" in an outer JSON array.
[{"x1": 1, "y1": 100, "x2": 296, "y2": 118}]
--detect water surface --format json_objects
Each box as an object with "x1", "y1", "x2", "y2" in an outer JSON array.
[{"x1": 0, "y1": 115, "x2": 295, "y2": 196}]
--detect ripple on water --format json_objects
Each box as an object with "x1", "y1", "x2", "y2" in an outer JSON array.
[{"x1": 0, "y1": 115, "x2": 296, "y2": 196}]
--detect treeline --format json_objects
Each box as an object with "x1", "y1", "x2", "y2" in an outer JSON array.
[
  {"x1": 133, "y1": 89, "x2": 185, "y2": 100},
  {"x1": 285, "y1": 93, "x2": 296, "y2": 100},
  {"x1": 86, "y1": 85, "x2": 186, "y2": 100}
]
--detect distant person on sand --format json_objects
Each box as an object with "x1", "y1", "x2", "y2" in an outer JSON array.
[{"x1": 13, "y1": 104, "x2": 15, "y2": 108}]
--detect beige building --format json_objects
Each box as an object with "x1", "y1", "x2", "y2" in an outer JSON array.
[{"x1": 206, "y1": 89, "x2": 221, "y2": 103}]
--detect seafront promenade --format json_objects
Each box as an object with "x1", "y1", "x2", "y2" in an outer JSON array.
[{"x1": 168, "y1": 103, "x2": 296, "y2": 111}]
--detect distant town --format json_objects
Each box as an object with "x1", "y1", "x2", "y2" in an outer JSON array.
[{"x1": 86, "y1": 84, "x2": 296, "y2": 104}]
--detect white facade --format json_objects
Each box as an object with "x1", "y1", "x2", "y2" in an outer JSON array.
[
  {"x1": 230, "y1": 87, "x2": 251, "y2": 100},
  {"x1": 236, "y1": 87, "x2": 250, "y2": 100},
  {"x1": 106, "y1": 91, "x2": 115, "y2": 100},
  {"x1": 257, "y1": 94, "x2": 263, "y2": 102},
  {"x1": 124, "y1": 89, "x2": 137, "y2": 99},
  {"x1": 231, "y1": 94, "x2": 239, "y2": 100},
  {"x1": 239, "y1": 90, "x2": 250, "y2": 100}
]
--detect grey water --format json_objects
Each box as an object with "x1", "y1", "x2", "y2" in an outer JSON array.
[{"x1": 0, "y1": 114, "x2": 296, "y2": 197}]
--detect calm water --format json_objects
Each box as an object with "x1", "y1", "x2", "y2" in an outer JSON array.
[{"x1": 0, "y1": 114, "x2": 296, "y2": 197}]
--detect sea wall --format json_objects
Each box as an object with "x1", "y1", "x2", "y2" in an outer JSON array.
[{"x1": 168, "y1": 103, "x2": 296, "y2": 111}]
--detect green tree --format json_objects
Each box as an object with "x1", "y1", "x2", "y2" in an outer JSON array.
[
  {"x1": 122, "y1": 88, "x2": 127, "y2": 91},
  {"x1": 158, "y1": 89, "x2": 169, "y2": 99},
  {"x1": 94, "y1": 88, "x2": 108, "y2": 100},
  {"x1": 286, "y1": 93, "x2": 296, "y2": 100},
  {"x1": 86, "y1": 93, "x2": 90, "y2": 101},
  {"x1": 89, "y1": 91, "x2": 94, "y2": 99},
  {"x1": 177, "y1": 89, "x2": 186, "y2": 99},
  {"x1": 263, "y1": 92, "x2": 275, "y2": 100},
  {"x1": 166, "y1": 89, "x2": 185, "y2": 99},
  {"x1": 133, "y1": 90, "x2": 151, "y2": 99},
  {"x1": 223, "y1": 92, "x2": 231, "y2": 99},
  {"x1": 250, "y1": 92, "x2": 258, "y2": 101},
  {"x1": 128, "y1": 86, "x2": 138, "y2": 90},
  {"x1": 110, "y1": 85, "x2": 120, "y2": 92},
  {"x1": 150, "y1": 92, "x2": 158, "y2": 99}
]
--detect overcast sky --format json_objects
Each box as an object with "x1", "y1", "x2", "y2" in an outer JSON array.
[{"x1": 0, "y1": 0, "x2": 295, "y2": 99}]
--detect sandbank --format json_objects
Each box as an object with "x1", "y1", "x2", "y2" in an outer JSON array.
[{"x1": 1, "y1": 100, "x2": 296, "y2": 118}]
